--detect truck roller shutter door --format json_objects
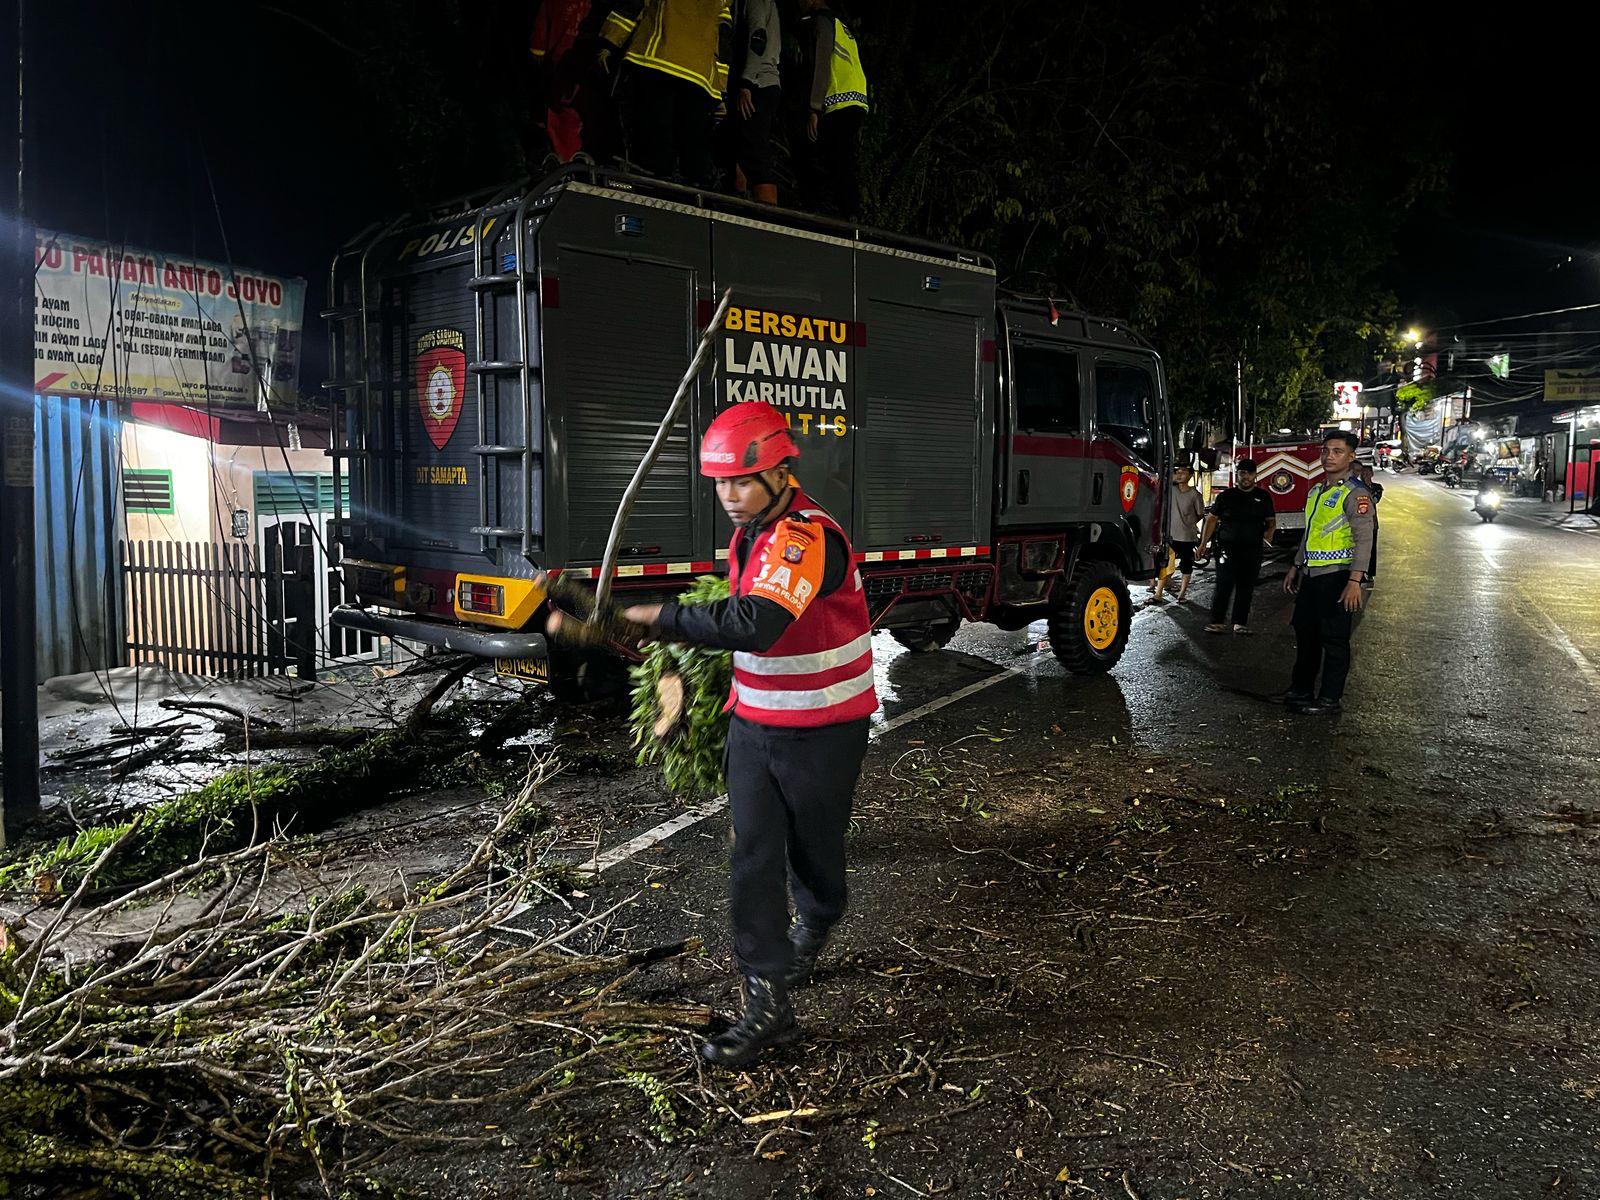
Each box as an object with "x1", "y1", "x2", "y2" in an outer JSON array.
[
  {"x1": 556, "y1": 253, "x2": 696, "y2": 563},
  {"x1": 860, "y1": 300, "x2": 981, "y2": 550}
]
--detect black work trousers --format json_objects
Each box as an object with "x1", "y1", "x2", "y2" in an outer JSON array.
[
  {"x1": 726, "y1": 714, "x2": 869, "y2": 979},
  {"x1": 732, "y1": 84, "x2": 781, "y2": 187},
  {"x1": 1290, "y1": 570, "x2": 1354, "y2": 701},
  {"x1": 1210, "y1": 542, "x2": 1263, "y2": 627},
  {"x1": 620, "y1": 65, "x2": 715, "y2": 187},
  {"x1": 799, "y1": 106, "x2": 865, "y2": 217}
]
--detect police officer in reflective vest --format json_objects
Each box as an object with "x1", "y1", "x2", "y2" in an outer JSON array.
[
  {"x1": 620, "y1": 401, "x2": 877, "y2": 1066},
  {"x1": 798, "y1": 1, "x2": 869, "y2": 216},
  {"x1": 1282, "y1": 430, "x2": 1375, "y2": 715}
]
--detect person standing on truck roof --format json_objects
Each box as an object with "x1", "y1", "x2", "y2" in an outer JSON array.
[
  {"x1": 577, "y1": 401, "x2": 876, "y2": 1067},
  {"x1": 796, "y1": 1, "x2": 868, "y2": 217},
  {"x1": 1151, "y1": 464, "x2": 1206, "y2": 605},
  {"x1": 728, "y1": 0, "x2": 783, "y2": 203},
  {"x1": 529, "y1": 0, "x2": 597, "y2": 165},
  {"x1": 598, "y1": 0, "x2": 732, "y2": 187},
  {"x1": 1282, "y1": 431, "x2": 1375, "y2": 716},
  {"x1": 1199, "y1": 458, "x2": 1276, "y2": 634}
]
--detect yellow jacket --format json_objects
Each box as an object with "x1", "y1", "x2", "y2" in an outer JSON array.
[{"x1": 601, "y1": 1, "x2": 732, "y2": 98}]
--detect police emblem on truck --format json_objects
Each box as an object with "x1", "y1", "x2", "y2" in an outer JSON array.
[
  {"x1": 415, "y1": 328, "x2": 466, "y2": 450},
  {"x1": 1119, "y1": 464, "x2": 1140, "y2": 513}
]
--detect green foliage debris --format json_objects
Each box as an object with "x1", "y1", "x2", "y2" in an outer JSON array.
[{"x1": 629, "y1": 575, "x2": 732, "y2": 799}]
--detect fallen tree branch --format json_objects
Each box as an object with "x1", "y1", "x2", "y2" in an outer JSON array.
[
  {"x1": 403, "y1": 657, "x2": 476, "y2": 738},
  {"x1": 0, "y1": 754, "x2": 701, "y2": 1197},
  {"x1": 158, "y1": 698, "x2": 283, "y2": 728}
]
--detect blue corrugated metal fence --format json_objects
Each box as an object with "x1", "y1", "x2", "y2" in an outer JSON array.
[{"x1": 35, "y1": 395, "x2": 124, "y2": 680}]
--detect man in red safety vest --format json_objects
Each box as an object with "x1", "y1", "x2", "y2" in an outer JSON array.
[{"x1": 617, "y1": 400, "x2": 877, "y2": 1066}]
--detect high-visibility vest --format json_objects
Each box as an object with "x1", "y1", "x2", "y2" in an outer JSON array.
[
  {"x1": 822, "y1": 18, "x2": 869, "y2": 114},
  {"x1": 1302, "y1": 479, "x2": 1357, "y2": 567},
  {"x1": 601, "y1": 0, "x2": 732, "y2": 98},
  {"x1": 728, "y1": 490, "x2": 878, "y2": 728}
]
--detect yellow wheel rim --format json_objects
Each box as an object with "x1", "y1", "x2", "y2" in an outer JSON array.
[{"x1": 1084, "y1": 586, "x2": 1120, "y2": 652}]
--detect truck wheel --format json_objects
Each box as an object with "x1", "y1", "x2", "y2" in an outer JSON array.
[
  {"x1": 891, "y1": 619, "x2": 960, "y2": 653},
  {"x1": 1048, "y1": 561, "x2": 1130, "y2": 674}
]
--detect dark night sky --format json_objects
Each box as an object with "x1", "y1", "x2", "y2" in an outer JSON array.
[
  {"x1": 1386, "y1": 19, "x2": 1600, "y2": 331},
  {"x1": 25, "y1": 3, "x2": 1600, "y2": 358}
]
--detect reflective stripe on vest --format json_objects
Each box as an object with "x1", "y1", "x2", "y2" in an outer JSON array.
[
  {"x1": 728, "y1": 490, "x2": 878, "y2": 728},
  {"x1": 734, "y1": 670, "x2": 876, "y2": 714},
  {"x1": 734, "y1": 630, "x2": 872, "y2": 676},
  {"x1": 1303, "y1": 481, "x2": 1355, "y2": 567},
  {"x1": 823, "y1": 19, "x2": 868, "y2": 113}
]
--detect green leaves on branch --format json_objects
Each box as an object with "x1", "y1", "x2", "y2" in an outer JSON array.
[{"x1": 629, "y1": 576, "x2": 732, "y2": 801}]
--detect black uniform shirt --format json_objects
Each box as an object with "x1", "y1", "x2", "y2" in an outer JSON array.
[
  {"x1": 1209, "y1": 486, "x2": 1276, "y2": 545},
  {"x1": 657, "y1": 520, "x2": 849, "y2": 653}
]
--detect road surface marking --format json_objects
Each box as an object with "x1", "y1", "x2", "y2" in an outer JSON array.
[
  {"x1": 1520, "y1": 590, "x2": 1600, "y2": 689},
  {"x1": 575, "y1": 668, "x2": 1025, "y2": 879},
  {"x1": 492, "y1": 659, "x2": 1032, "y2": 938}
]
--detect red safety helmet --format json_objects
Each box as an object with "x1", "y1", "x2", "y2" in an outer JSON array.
[{"x1": 698, "y1": 402, "x2": 799, "y2": 478}]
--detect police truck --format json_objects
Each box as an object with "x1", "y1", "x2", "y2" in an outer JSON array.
[{"x1": 326, "y1": 167, "x2": 1173, "y2": 696}]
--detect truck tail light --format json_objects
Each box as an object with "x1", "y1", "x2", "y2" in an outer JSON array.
[{"x1": 458, "y1": 581, "x2": 505, "y2": 616}]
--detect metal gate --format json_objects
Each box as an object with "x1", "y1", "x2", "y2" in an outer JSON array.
[{"x1": 121, "y1": 537, "x2": 317, "y2": 678}]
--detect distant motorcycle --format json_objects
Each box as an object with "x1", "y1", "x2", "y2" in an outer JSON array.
[
  {"x1": 1473, "y1": 487, "x2": 1501, "y2": 523},
  {"x1": 1417, "y1": 459, "x2": 1437, "y2": 476},
  {"x1": 1442, "y1": 465, "x2": 1461, "y2": 488}
]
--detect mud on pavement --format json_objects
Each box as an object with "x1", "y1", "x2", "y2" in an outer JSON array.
[{"x1": 377, "y1": 642, "x2": 1599, "y2": 1200}]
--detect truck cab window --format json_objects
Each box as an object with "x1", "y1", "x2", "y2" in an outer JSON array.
[
  {"x1": 1013, "y1": 345, "x2": 1082, "y2": 434},
  {"x1": 1094, "y1": 360, "x2": 1156, "y2": 462}
]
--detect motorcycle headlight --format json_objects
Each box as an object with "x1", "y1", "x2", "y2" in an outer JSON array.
[{"x1": 1484, "y1": 492, "x2": 1501, "y2": 506}]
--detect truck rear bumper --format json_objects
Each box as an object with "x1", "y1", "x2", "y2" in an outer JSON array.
[{"x1": 331, "y1": 605, "x2": 548, "y2": 659}]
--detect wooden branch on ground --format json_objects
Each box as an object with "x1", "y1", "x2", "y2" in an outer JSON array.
[
  {"x1": 206, "y1": 723, "x2": 366, "y2": 749},
  {"x1": 158, "y1": 698, "x2": 283, "y2": 728},
  {"x1": 579, "y1": 1001, "x2": 712, "y2": 1028},
  {"x1": 45, "y1": 727, "x2": 198, "y2": 771},
  {"x1": 403, "y1": 658, "x2": 477, "y2": 738},
  {"x1": 106, "y1": 733, "x2": 191, "y2": 780}
]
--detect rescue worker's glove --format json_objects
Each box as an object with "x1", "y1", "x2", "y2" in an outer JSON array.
[
  {"x1": 535, "y1": 572, "x2": 650, "y2": 650},
  {"x1": 651, "y1": 671, "x2": 688, "y2": 742}
]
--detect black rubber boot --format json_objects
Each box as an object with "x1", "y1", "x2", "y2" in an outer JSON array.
[
  {"x1": 784, "y1": 922, "x2": 831, "y2": 988},
  {"x1": 699, "y1": 975, "x2": 797, "y2": 1068}
]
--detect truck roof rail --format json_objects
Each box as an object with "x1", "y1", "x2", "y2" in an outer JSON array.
[
  {"x1": 366, "y1": 163, "x2": 998, "y2": 274},
  {"x1": 996, "y1": 292, "x2": 1158, "y2": 353}
]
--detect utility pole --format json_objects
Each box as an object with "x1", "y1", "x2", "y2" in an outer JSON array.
[{"x1": 1, "y1": 0, "x2": 41, "y2": 842}]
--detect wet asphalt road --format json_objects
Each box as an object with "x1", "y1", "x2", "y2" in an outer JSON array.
[
  {"x1": 489, "y1": 472, "x2": 1600, "y2": 1198},
  {"x1": 584, "y1": 470, "x2": 1600, "y2": 857}
]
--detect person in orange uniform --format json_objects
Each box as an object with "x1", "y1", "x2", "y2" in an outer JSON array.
[{"x1": 594, "y1": 401, "x2": 876, "y2": 1066}]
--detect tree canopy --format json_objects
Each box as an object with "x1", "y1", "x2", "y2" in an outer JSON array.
[{"x1": 856, "y1": 0, "x2": 1445, "y2": 430}]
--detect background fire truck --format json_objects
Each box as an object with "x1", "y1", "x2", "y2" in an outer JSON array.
[{"x1": 1233, "y1": 439, "x2": 1325, "y2": 540}]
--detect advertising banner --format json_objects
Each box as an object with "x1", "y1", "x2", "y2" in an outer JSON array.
[
  {"x1": 1544, "y1": 366, "x2": 1600, "y2": 406},
  {"x1": 33, "y1": 231, "x2": 306, "y2": 408}
]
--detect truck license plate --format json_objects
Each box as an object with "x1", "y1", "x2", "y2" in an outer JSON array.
[{"x1": 494, "y1": 656, "x2": 550, "y2": 682}]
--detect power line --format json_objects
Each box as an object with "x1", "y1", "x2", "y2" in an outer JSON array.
[{"x1": 1428, "y1": 301, "x2": 1600, "y2": 332}]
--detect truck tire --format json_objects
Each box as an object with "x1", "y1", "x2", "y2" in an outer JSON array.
[
  {"x1": 891, "y1": 619, "x2": 960, "y2": 653},
  {"x1": 1048, "y1": 561, "x2": 1130, "y2": 674}
]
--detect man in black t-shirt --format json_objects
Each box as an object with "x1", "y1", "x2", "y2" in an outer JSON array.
[{"x1": 1199, "y1": 459, "x2": 1277, "y2": 633}]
